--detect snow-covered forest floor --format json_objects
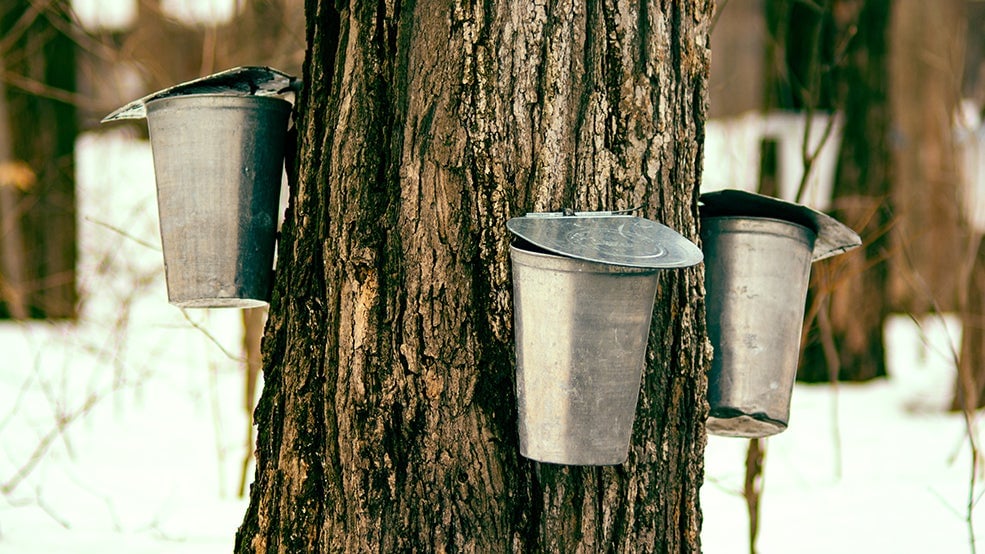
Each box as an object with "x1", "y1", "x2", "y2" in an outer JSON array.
[{"x1": 1, "y1": 132, "x2": 983, "y2": 553}]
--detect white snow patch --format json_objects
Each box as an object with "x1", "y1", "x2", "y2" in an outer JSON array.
[{"x1": 0, "y1": 131, "x2": 251, "y2": 553}]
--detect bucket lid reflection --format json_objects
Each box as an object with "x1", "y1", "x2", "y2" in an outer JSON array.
[{"x1": 507, "y1": 212, "x2": 703, "y2": 269}]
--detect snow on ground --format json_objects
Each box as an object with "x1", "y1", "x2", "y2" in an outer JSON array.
[
  {"x1": 0, "y1": 131, "x2": 250, "y2": 553},
  {"x1": 1, "y1": 131, "x2": 984, "y2": 552},
  {"x1": 703, "y1": 313, "x2": 985, "y2": 554},
  {"x1": 702, "y1": 382, "x2": 984, "y2": 554}
]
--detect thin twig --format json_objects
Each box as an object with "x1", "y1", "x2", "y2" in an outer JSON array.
[
  {"x1": 703, "y1": 473, "x2": 744, "y2": 497},
  {"x1": 744, "y1": 438, "x2": 765, "y2": 554},
  {"x1": 0, "y1": 371, "x2": 37, "y2": 434},
  {"x1": 207, "y1": 359, "x2": 228, "y2": 497},
  {"x1": 179, "y1": 308, "x2": 245, "y2": 363},
  {"x1": 816, "y1": 295, "x2": 843, "y2": 479},
  {"x1": 970, "y1": 448, "x2": 979, "y2": 554},
  {"x1": 84, "y1": 216, "x2": 160, "y2": 251},
  {"x1": 896, "y1": 229, "x2": 981, "y2": 554},
  {"x1": 793, "y1": 0, "x2": 837, "y2": 206},
  {"x1": 0, "y1": 0, "x2": 47, "y2": 58},
  {"x1": 1, "y1": 389, "x2": 105, "y2": 495},
  {"x1": 795, "y1": 112, "x2": 840, "y2": 205},
  {"x1": 1, "y1": 70, "x2": 103, "y2": 111},
  {"x1": 35, "y1": 487, "x2": 71, "y2": 529}
]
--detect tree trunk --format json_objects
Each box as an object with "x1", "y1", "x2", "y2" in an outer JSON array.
[
  {"x1": 954, "y1": 0, "x2": 985, "y2": 411},
  {"x1": 708, "y1": 0, "x2": 765, "y2": 119},
  {"x1": 887, "y1": 0, "x2": 965, "y2": 314},
  {"x1": 236, "y1": 0, "x2": 712, "y2": 551},
  {"x1": 957, "y1": 237, "x2": 985, "y2": 410},
  {"x1": 788, "y1": 0, "x2": 893, "y2": 382},
  {"x1": 0, "y1": 1, "x2": 77, "y2": 319}
]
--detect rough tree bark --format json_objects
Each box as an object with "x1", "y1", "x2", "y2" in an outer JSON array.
[{"x1": 237, "y1": 1, "x2": 712, "y2": 551}]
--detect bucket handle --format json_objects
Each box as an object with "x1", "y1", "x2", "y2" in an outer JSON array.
[{"x1": 529, "y1": 205, "x2": 645, "y2": 218}]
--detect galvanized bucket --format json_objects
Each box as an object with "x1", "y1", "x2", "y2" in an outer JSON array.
[
  {"x1": 511, "y1": 243, "x2": 660, "y2": 465},
  {"x1": 507, "y1": 213, "x2": 702, "y2": 465},
  {"x1": 145, "y1": 94, "x2": 291, "y2": 307},
  {"x1": 699, "y1": 189, "x2": 861, "y2": 438},
  {"x1": 702, "y1": 216, "x2": 815, "y2": 438}
]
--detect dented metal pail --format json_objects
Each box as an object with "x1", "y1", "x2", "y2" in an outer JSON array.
[
  {"x1": 145, "y1": 94, "x2": 290, "y2": 308},
  {"x1": 702, "y1": 216, "x2": 816, "y2": 438},
  {"x1": 510, "y1": 243, "x2": 660, "y2": 465}
]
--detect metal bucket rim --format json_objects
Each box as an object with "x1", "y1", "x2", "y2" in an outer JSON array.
[
  {"x1": 702, "y1": 215, "x2": 817, "y2": 247},
  {"x1": 701, "y1": 214, "x2": 815, "y2": 234},
  {"x1": 146, "y1": 93, "x2": 293, "y2": 113},
  {"x1": 510, "y1": 242, "x2": 660, "y2": 275}
]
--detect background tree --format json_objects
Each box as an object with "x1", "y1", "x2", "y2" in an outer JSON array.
[
  {"x1": 754, "y1": 0, "x2": 895, "y2": 383},
  {"x1": 887, "y1": 0, "x2": 965, "y2": 316},
  {"x1": 956, "y1": 0, "x2": 985, "y2": 410},
  {"x1": 807, "y1": 0, "x2": 893, "y2": 383},
  {"x1": 236, "y1": 0, "x2": 713, "y2": 551},
  {"x1": 0, "y1": 0, "x2": 77, "y2": 319}
]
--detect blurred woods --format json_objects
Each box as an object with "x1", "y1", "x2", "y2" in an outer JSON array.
[
  {"x1": 0, "y1": 0, "x2": 303, "y2": 496},
  {"x1": 711, "y1": 0, "x2": 985, "y2": 409},
  {"x1": 1, "y1": 1, "x2": 983, "y2": 548},
  {"x1": 711, "y1": 2, "x2": 985, "y2": 552},
  {"x1": 0, "y1": 1, "x2": 78, "y2": 320},
  {"x1": 77, "y1": 0, "x2": 304, "y2": 124},
  {"x1": 8, "y1": 0, "x2": 985, "y2": 490},
  {"x1": 0, "y1": 0, "x2": 303, "y2": 318}
]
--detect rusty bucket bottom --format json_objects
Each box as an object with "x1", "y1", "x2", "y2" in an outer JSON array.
[{"x1": 706, "y1": 407, "x2": 788, "y2": 438}]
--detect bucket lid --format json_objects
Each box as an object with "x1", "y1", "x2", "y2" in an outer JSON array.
[
  {"x1": 102, "y1": 66, "x2": 297, "y2": 123},
  {"x1": 699, "y1": 189, "x2": 861, "y2": 261},
  {"x1": 506, "y1": 211, "x2": 703, "y2": 269}
]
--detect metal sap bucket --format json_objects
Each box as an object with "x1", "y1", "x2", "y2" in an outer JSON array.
[
  {"x1": 511, "y1": 244, "x2": 660, "y2": 465},
  {"x1": 702, "y1": 217, "x2": 814, "y2": 437},
  {"x1": 102, "y1": 67, "x2": 296, "y2": 308},
  {"x1": 507, "y1": 213, "x2": 702, "y2": 465},
  {"x1": 145, "y1": 94, "x2": 290, "y2": 307},
  {"x1": 700, "y1": 190, "x2": 861, "y2": 438}
]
